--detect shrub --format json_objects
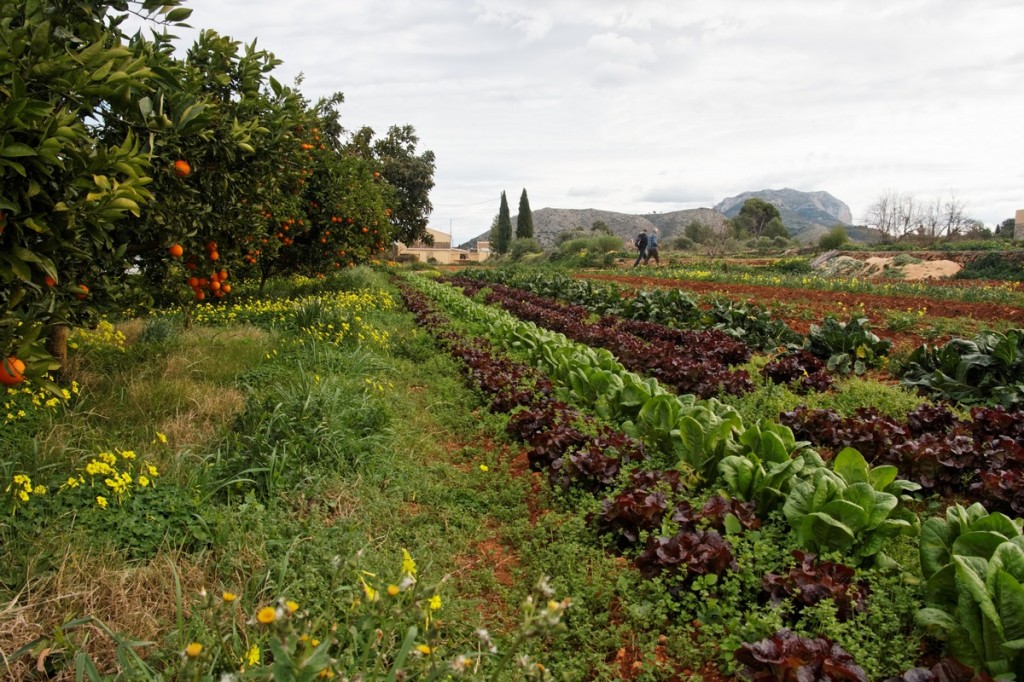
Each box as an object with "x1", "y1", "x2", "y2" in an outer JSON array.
[
  {"x1": 671, "y1": 235, "x2": 695, "y2": 251},
  {"x1": 509, "y1": 237, "x2": 543, "y2": 261},
  {"x1": 819, "y1": 226, "x2": 849, "y2": 250}
]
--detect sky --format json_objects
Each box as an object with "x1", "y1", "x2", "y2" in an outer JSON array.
[{"x1": 148, "y1": 1, "x2": 1024, "y2": 244}]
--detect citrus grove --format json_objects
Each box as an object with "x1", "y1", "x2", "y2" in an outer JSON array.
[{"x1": 0, "y1": 0, "x2": 435, "y2": 386}]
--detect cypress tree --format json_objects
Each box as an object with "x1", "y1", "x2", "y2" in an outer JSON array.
[
  {"x1": 494, "y1": 191, "x2": 512, "y2": 254},
  {"x1": 516, "y1": 188, "x2": 534, "y2": 239}
]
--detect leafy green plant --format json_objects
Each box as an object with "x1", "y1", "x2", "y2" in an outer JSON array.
[
  {"x1": 918, "y1": 502, "x2": 1023, "y2": 610},
  {"x1": 719, "y1": 419, "x2": 825, "y2": 512},
  {"x1": 916, "y1": 538, "x2": 1024, "y2": 680},
  {"x1": 805, "y1": 316, "x2": 892, "y2": 375},
  {"x1": 781, "y1": 448, "x2": 920, "y2": 564},
  {"x1": 898, "y1": 329, "x2": 1024, "y2": 408}
]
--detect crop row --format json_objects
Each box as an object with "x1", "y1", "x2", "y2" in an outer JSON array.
[
  {"x1": 399, "y1": 273, "x2": 1024, "y2": 680},
  {"x1": 396, "y1": 279, "x2": 880, "y2": 679},
  {"x1": 461, "y1": 269, "x2": 1024, "y2": 408}
]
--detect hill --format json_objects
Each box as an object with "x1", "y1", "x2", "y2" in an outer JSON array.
[
  {"x1": 458, "y1": 188, "x2": 882, "y2": 249},
  {"x1": 460, "y1": 207, "x2": 728, "y2": 249},
  {"x1": 713, "y1": 188, "x2": 866, "y2": 243}
]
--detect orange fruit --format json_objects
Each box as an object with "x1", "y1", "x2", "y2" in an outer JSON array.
[
  {"x1": 209, "y1": 251, "x2": 219, "y2": 261},
  {"x1": 0, "y1": 356, "x2": 26, "y2": 386},
  {"x1": 74, "y1": 284, "x2": 89, "y2": 300},
  {"x1": 220, "y1": 283, "x2": 231, "y2": 294},
  {"x1": 173, "y1": 160, "x2": 191, "y2": 177},
  {"x1": 169, "y1": 243, "x2": 184, "y2": 258},
  {"x1": 195, "y1": 290, "x2": 205, "y2": 301},
  {"x1": 44, "y1": 275, "x2": 57, "y2": 287},
  {"x1": 217, "y1": 269, "x2": 228, "y2": 281}
]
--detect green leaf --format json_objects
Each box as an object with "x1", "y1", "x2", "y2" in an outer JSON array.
[
  {"x1": 954, "y1": 532, "x2": 1015, "y2": 562},
  {"x1": 996, "y1": 571, "x2": 1024, "y2": 658},
  {"x1": 164, "y1": 7, "x2": 193, "y2": 22},
  {"x1": 802, "y1": 511, "x2": 856, "y2": 553},
  {"x1": 921, "y1": 516, "x2": 953, "y2": 579},
  {"x1": 868, "y1": 464, "x2": 899, "y2": 492},
  {"x1": 1, "y1": 143, "x2": 37, "y2": 158},
  {"x1": 833, "y1": 447, "x2": 869, "y2": 484}
]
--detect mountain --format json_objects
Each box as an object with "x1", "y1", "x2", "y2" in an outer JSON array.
[
  {"x1": 460, "y1": 207, "x2": 728, "y2": 249},
  {"x1": 714, "y1": 188, "x2": 855, "y2": 242},
  {"x1": 458, "y1": 188, "x2": 880, "y2": 249}
]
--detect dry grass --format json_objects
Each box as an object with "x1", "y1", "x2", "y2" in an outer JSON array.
[{"x1": 0, "y1": 548, "x2": 211, "y2": 681}]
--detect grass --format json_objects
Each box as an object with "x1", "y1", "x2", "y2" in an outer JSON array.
[{"x1": 0, "y1": 267, "x2": 591, "y2": 679}]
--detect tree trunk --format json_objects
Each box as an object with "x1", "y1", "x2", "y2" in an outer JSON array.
[{"x1": 47, "y1": 323, "x2": 70, "y2": 381}]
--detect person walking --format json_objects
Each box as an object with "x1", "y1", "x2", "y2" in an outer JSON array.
[
  {"x1": 645, "y1": 228, "x2": 660, "y2": 266},
  {"x1": 633, "y1": 229, "x2": 648, "y2": 267}
]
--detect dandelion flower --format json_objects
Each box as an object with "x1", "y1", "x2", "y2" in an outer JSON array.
[
  {"x1": 479, "y1": 464, "x2": 489, "y2": 472},
  {"x1": 416, "y1": 644, "x2": 432, "y2": 655},
  {"x1": 185, "y1": 642, "x2": 203, "y2": 657},
  {"x1": 285, "y1": 600, "x2": 299, "y2": 613},
  {"x1": 256, "y1": 606, "x2": 277, "y2": 624},
  {"x1": 387, "y1": 584, "x2": 400, "y2": 597},
  {"x1": 96, "y1": 496, "x2": 108, "y2": 509},
  {"x1": 222, "y1": 591, "x2": 237, "y2": 602},
  {"x1": 246, "y1": 644, "x2": 260, "y2": 666}
]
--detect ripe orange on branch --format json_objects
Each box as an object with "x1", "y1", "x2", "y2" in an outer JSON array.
[
  {"x1": 169, "y1": 244, "x2": 184, "y2": 258},
  {"x1": 0, "y1": 357, "x2": 26, "y2": 385},
  {"x1": 173, "y1": 160, "x2": 191, "y2": 177}
]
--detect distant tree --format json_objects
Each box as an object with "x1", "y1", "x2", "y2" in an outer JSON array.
[
  {"x1": 349, "y1": 124, "x2": 436, "y2": 246},
  {"x1": 684, "y1": 220, "x2": 714, "y2": 244},
  {"x1": 516, "y1": 188, "x2": 534, "y2": 239},
  {"x1": 918, "y1": 194, "x2": 969, "y2": 242},
  {"x1": 996, "y1": 218, "x2": 1016, "y2": 239},
  {"x1": 493, "y1": 191, "x2": 512, "y2": 254},
  {"x1": 819, "y1": 226, "x2": 848, "y2": 250},
  {"x1": 731, "y1": 198, "x2": 783, "y2": 238},
  {"x1": 591, "y1": 220, "x2": 612, "y2": 234},
  {"x1": 865, "y1": 190, "x2": 921, "y2": 242}
]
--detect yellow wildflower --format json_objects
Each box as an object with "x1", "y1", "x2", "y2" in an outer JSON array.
[
  {"x1": 401, "y1": 549, "x2": 417, "y2": 578},
  {"x1": 96, "y1": 496, "x2": 108, "y2": 509},
  {"x1": 185, "y1": 642, "x2": 203, "y2": 658},
  {"x1": 428, "y1": 594, "x2": 442, "y2": 610},
  {"x1": 245, "y1": 645, "x2": 260, "y2": 666},
  {"x1": 222, "y1": 591, "x2": 237, "y2": 602},
  {"x1": 479, "y1": 464, "x2": 489, "y2": 472},
  {"x1": 416, "y1": 644, "x2": 432, "y2": 655},
  {"x1": 286, "y1": 600, "x2": 299, "y2": 613},
  {"x1": 256, "y1": 606, "x2": 277, "y2": 624},
  {"x1": 387, "y1": 584, "x2": 400, "y2": 597}
]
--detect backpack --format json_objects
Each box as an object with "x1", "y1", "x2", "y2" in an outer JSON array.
[{"x1": 634, "y1": 234, "x2": 643, "y2": 248}]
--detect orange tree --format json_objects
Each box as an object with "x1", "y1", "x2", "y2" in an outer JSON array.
[
  {"x1": 0, "y1": 0, "x2": 191, "y2": 381},
  {"x1": 100, "y1": 28, "x2": 310, "y2": 305}
]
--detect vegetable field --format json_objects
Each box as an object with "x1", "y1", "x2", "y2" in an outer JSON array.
[{"x1": 7, "y1": 257, "x2": 1024, "y2": 681}]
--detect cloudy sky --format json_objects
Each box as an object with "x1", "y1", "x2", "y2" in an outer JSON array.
[{"x1": 155, "y1": 1, "x2": 1023, "y2": 244}]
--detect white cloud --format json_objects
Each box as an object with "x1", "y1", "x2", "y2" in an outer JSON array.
[{"x1": 128, "y1": 0, "x2": 1024, "y2": 243}]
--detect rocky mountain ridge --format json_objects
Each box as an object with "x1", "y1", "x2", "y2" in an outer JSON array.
[{"x1": 460, "y1": 188, "x2": 870, "y2": 248}]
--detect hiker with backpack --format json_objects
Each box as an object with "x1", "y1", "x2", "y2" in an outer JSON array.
[{"x1": 633, "y1": 229, "x2": 648, "y2": 267}]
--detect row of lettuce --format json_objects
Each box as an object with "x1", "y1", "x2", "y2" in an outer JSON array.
[
  {"x1": 396, "y1": 271, "x2": 1024, "y2": 681},
  {"x1": 460, "y1": 268, "x2": 1024, "y2": 410}
]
